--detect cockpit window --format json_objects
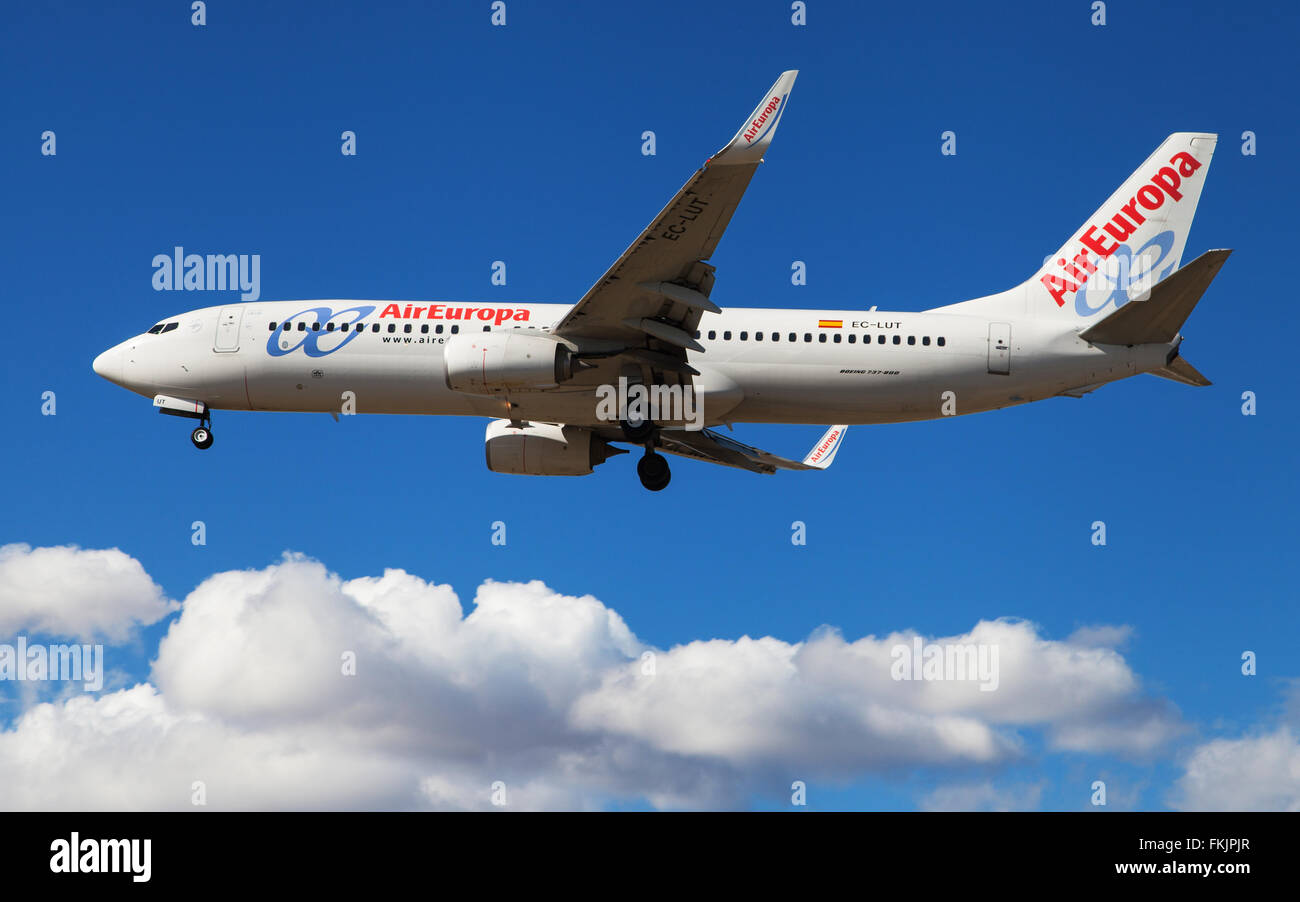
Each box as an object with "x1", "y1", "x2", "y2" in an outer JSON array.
[
  {"x1": 160, "y1": 322, "x2": 179, "y2": 334},
  {"x1": 148, "y1": 322, "x2": 179, "y2": 335},
  {"x1": 147, "y1": 323, "x2": 165, "y2": 334}
]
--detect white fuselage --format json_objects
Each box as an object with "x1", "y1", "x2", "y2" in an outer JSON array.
[{"x1": 93, "y1": 299, "x2": 1171, "y2": 427}]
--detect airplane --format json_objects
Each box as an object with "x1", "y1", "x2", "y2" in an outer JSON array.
[{"x1": 93, "y1": 70, "x2": 1229, "y2": 491}]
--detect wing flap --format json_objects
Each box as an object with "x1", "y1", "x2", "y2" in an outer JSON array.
[{"x1": 553, "y1": 164, "x2": 754, "y2": 342}]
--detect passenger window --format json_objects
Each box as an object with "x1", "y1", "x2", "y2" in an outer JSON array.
[
  {"x1": 327, "y1": 322, "x2": 336, "y2": 331},
  {"x1": 771, "y1": 332, "x2": 779, "y2": 342},
  {"x1": 754, "y1": 331, "x2": 763, "y2": 341},
  {"x1": 892, "y1": 335, "x2": 901, "y2": 345},
  {"x1": 268, "y1": 322, "x2": 276, "y2": 331},
  {"x1": 451, "y1": 325, "x2": 459, "y2": 334},
  {"x1": 341, "y1": 323, "x2": 349, "y2": 332},
  {"x1": 804, "y1": 333, "x2": 812, "y2": 342},
  {"x1": 483, "y1": 325, "x2": 491, "y2": 332},
  {"x1": 694, "y1": 330, "x2": 701, "y2": 339},
  {"x1": 740, "y1": 331, "x2": 748, "y2": 340},
  {"x1": 833, "y1": 334, "x2": 842, "y2": 343},
  {"x1": 708, "y1": 330, "x2": 716, "y2": 340},
  {"x1": 372, "y1": 323, "x2": 380, "y2": 333},
  {"x1": 311, "y1": 322, "x2": 321, "y2": 332},
  {"x1": 818, "y1": 333, "x2": 827, "y2": 343},
  {"x1": 298, "y1": 322, "x2": 307, "y2": 332},
  {"x1": 387, "y1": 324, "x2": 396, "y2": 333},
  {"x1": 848, "y1": 334, "x2": 856, "y2": 343},
  {"x1": 907, "y1": 335, "x2": 915, "y2": 345},
  {"x1": 421, "y1": 324, "x2": 429, "y2": 333},
  {"x1": 404, "y1": 324, "x2": 412, "y2": 333},
  {"x1": 436, "y1": 324, "x2": 444, "y2": 334},
  {"x1": 788, "y1": 332, "x2": 796, "y2": 342},
  {"x1": 922, "y1": 336, "x2": 930, "y2": 346},
  {"x1": 877, "y1": 335, "x2": 885, "y2": 344},
  {"x1": 723, "y1": 331, "x2": 732, "y2": 340},
  {"x1": 937, "y1": 336, "x2": 946, "y2": 346}
]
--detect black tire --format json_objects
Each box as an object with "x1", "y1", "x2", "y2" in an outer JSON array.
[
  {"x1": 636, "y1": 452, "x2": 671, "y2": 491},
  {"x1": 191, "y1": 426, "x2": 214, "y2": 450}
]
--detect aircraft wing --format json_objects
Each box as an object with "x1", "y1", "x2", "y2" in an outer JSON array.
[
  {"x1": 553, "y1": 70, "x2": 798, "y2": 355},
  {"x1": 631, "y1": 423, "x2": 847, "y2": 475}
]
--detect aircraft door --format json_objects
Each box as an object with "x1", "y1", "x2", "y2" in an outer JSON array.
[
  {"x1": 214, "y1": 306, "x2": 243, "y2": 352},
  {"x1": 988, "y1": 322, "x2": 1010, "y2": 375}
]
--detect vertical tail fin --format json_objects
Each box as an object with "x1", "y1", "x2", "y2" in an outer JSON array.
[
  {"x1": 930, "y1": 133, "x2": 1218, "y2": 324},
  {"x1": 1034, "y1": 132, "x2": 1218, "y2": 320}
]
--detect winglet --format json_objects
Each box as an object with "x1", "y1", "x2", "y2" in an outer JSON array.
[
  {"x1": 711, "y1": 70, "x2": 798, "y2": 166},
  {"x1": 801, "y1": 425, "x2": 847, "y2": 469}
]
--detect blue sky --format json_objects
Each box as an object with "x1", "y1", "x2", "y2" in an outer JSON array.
[{"x1": 2, "y1": 0, "x2": 1298, "y2": 810}]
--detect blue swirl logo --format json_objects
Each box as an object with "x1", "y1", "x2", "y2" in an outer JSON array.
[
  {"x1": 267, "y1": 305, "x2": 376, "y2": 357},
  {"x1": 1075, "y1": 231, "x2": 1176, "y2": 317}
]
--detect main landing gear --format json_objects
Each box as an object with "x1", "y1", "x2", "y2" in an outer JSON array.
[
  {"x1": 636, "y1": 449, "x2": 671, "y2": 492},
  {"x1": 624, "y1": 417, "x2": 670, "y2": 491},
  {"x1": 620, "y1": 415, "x2": 656, "y2": 444},
  {"x1": 190, "y1": 416, "x2": 214, "y2": 450}
]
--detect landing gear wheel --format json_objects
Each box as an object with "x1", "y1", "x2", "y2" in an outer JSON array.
[
  {"x1": 637, "y1": 451, "x2": 671, "y2": 492},
  {"x1": 621, "y1": 417, "x2": 656, "y2": 443},
  {"x1": 191, "y1": 426, "x2": 214, "y2": 450}
]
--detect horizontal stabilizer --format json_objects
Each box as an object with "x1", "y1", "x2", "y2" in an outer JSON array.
[
  {"x1": 1150, "y1": 355, "x2": 1211, "y2": 387},
  {"x1": 1079, "y1": 249, "x2": 1231, "y2": 345}
]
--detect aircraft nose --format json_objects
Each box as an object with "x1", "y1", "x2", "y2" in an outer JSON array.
[{"x1": 92, "y1": 346, "x2": 124, "y2": 384}]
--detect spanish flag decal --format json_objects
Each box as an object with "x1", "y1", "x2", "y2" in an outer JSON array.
[{"x1": 818, "y1": 319, "x2": 842, "y2": 329}]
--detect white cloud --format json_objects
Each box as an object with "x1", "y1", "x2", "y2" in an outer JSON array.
[
  {"x1": 0, "y1": 550, "x2": 1188, "y2": 810},
  {"x1": 572, "y1": 618, "x2": 1184, "y2": 765},
  {"x1": 0, "y1": 543, "x2": 176, "y2": 642},
  {"x1": 1170, "y1": 728, "x2": 1300, "y2": 811},
  {"x1": 0, "y1": 685, "x2": 417, "y2": 810}
]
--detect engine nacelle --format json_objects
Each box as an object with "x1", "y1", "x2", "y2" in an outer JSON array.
[
  {"x1": 444, "y1": 332, "x2": 575, "y2": 393},
  {"x1": 484, "y1": 420, "x2": 619, "y2": 476}
]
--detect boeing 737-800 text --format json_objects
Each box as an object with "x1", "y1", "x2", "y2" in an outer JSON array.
[{"x1": 93, "y1": 71, "x2": 1229, "y2": 491}]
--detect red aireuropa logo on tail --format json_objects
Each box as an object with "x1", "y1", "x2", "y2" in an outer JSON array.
[{"x1": 1040, "y1": 151, "x2": 1204, "y2": 308}]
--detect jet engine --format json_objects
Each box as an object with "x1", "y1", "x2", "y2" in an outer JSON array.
[
  {"x1": 484, "y1": 419, "x2": 622, "y2": 476},
  {"x1": 444, "y1": 332, "x2": 576, "y2": 393}
]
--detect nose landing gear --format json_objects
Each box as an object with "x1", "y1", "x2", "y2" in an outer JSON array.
[
  {"x1": 190, "y1": 423, "x2": 214, "y2": 450},
  {"x1": 155, "y1": 395, "x2": 215, "y2": 451}
]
